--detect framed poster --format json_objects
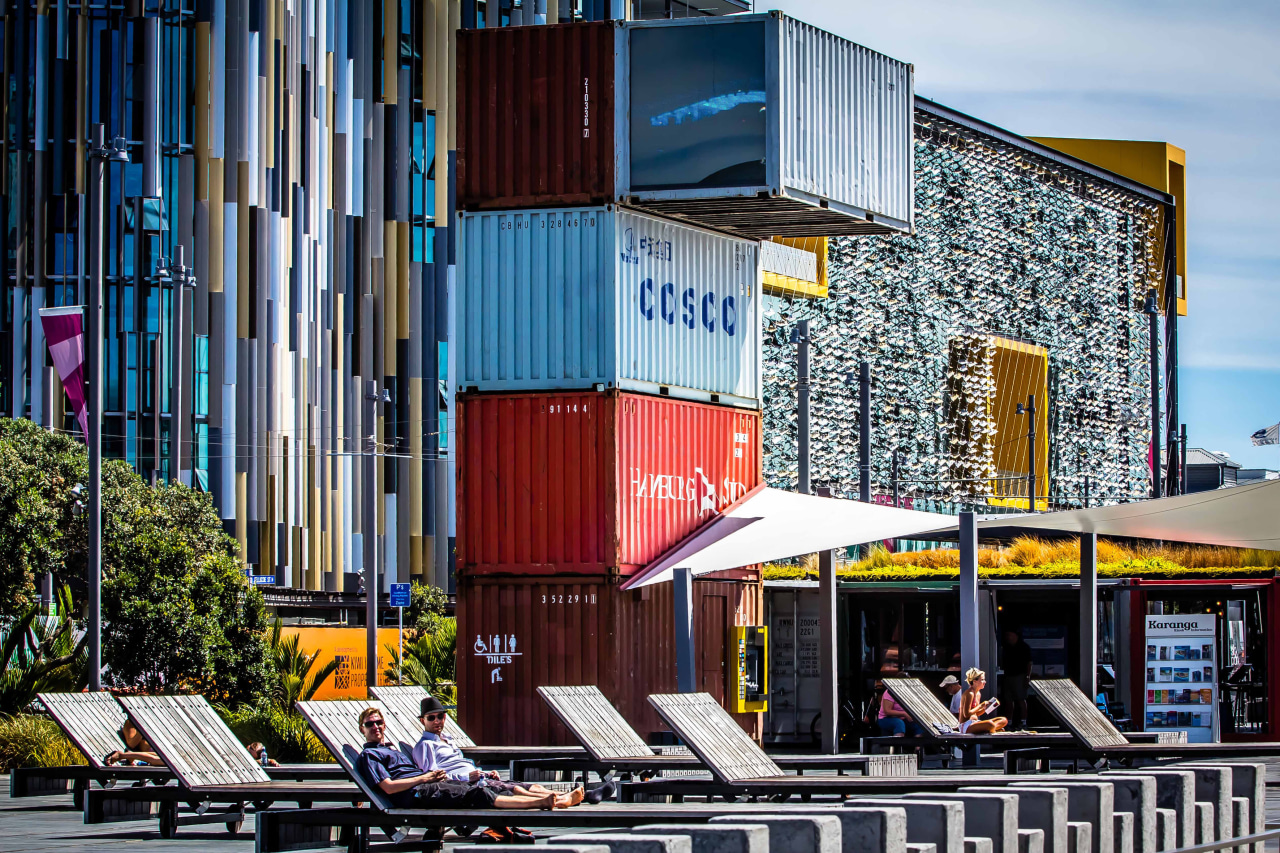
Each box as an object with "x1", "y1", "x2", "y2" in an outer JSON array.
[{"x1": 1144, "y1": 614, "x2": 1217, "y2": 743}]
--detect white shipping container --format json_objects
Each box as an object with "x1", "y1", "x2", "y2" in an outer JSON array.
[{"x1": 457, "y1": 206, "x2": 761, "y2": 408}]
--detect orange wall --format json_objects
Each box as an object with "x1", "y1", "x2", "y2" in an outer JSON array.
[{"x1": 283, "y1": 626, "x2": 403, "y2": 700}]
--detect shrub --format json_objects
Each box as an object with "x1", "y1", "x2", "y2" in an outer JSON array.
[
  {"x1": 0, "y1": 714, "x2": 85, "y2": 771},
  {"x1": 385, "y1": 618, "x2": 457, "y2": 709},
  {"x1": 218, "y1": 702, "x2": 332, "y2": 764}
]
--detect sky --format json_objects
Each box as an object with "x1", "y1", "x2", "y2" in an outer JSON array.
[{"x1": 765, "y1": 0, "x2": 1280, "y2": 469}]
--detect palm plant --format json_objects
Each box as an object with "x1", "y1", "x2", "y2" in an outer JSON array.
[
  {"x1": 0, "y1": 587, "x2": 87, "y2": 715},
  {"x1": 384, "y1": 618, "x2": 456, "y2": 707},
  {"x1": 266, "y1": 619, "x2": 338, "y2": 710}
]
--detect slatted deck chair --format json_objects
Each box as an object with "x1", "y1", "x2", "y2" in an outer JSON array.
[
  {"x1": 619, "y1": 693, "x2": 1013, "y2": 802},
  {"x1": 101, "y1": 694, "x2": 362, "y2": 838},
  {"x1": 882, "y1": 677, "x2": 1080, "y2": 747},
  {"x1": 514, "y1": 685, "x2": 895, "y2": 782},
  {"x1": 1009, "y1": 679, "x2": 1280, "y2": 766},
  {"x1": 370, "y1": 684, "x2": 586, "y2": 764},
  {"x1": 9, "y1": 692, "x2": 172, "y2": 804},
  {"x1": 262, "y1": 698, "x2": 846, "y2": 852}
]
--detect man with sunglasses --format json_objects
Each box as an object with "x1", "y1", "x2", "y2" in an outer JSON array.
[
  {"x1": 411, "y1": 696, "x2": 585, "y2": 808},
  {"x1": 353, "y1": 707, "x2": 495, "y2": 811}
]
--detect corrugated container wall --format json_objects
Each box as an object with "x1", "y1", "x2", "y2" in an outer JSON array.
[
  {"x1": 623, "y1": 12, "x2": 914, "y2": 238},
  {"x1": 456, "y1": 22, "x2": 621, "y2": 210},
  {"x1": 457, "y1": 206, "x2": 761, "y2": 407},
  {"x1": 454, "y1": 14, "x2": 914, "y2": 240},
  {"x1": 457, "y1": 574, "x2": 763, "y2": 745},
  {"x1": 456, "y1": 390, "x2": 761, "y2": 578}
]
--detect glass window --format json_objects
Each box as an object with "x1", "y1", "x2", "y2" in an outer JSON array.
[{"x1": 629, "y1": 22, "x2": 767, "y2": 191}]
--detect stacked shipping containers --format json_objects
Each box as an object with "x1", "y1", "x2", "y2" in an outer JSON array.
[{"x1": 453, "y1": 16, "x2": 913, "y2": 744}]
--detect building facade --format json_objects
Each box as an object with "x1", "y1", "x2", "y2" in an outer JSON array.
[{"x1": 761, "y1": 99, "x2": 1179, "y2": 511}]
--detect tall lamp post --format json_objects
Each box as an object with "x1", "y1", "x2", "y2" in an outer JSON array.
[
  {"x1": 156, "y1": 246, "x2": 196, "y2": 485},
  {"x1": 1016, "y1": 393, "x2": 1037, "y2": 512},
  {"x1": 1144, "y1": 289, "x2": 1162, "y2": 499},
  {"x1": 86, "y1": 125, "x2": 130, "y2": 691}
]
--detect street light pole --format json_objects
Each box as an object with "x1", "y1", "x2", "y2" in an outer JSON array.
[
  {"x1": 793, "y1": 321, "x2": 811, "y2": 495},
  {"x1": 1145, "y1": 289, "x2": 1162, "y2": 499},
  {"x1": 364, "y1": 381, "x2": 390, "y2": 687},
  {"x1": 858, "y1": 361, "x2": 871, "y2": 504},
  {"x1": 85, "y1": 125, "x2": 128, "y2": 691},
  {"x1": 1017, "y1": 394, "x2": 1037, "y2": 512},
  {"x1": 158, "y1": 246, "x2": 195, "y2": 485}
]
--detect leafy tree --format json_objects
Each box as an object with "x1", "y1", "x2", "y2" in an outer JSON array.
[
  {"x1": 384, "y1": 617, "x2": 457, "y2": 707},
  {"x1": 0, "y1": 420, "x2": 85, "y2": 616},
  {"x1": 405, "y1": 582, "x2": 450, "y2": 637},
  {"x1": 0, "y1": 418, "x2": 272, "y2": 705}
]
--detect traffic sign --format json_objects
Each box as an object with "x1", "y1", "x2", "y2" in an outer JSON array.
[
  {"x1": 390, "y1": 583, "x2": 411, "y2": 608},
  {"x1": 247, "y1": 575, "x2": 276, "y2": 585}
]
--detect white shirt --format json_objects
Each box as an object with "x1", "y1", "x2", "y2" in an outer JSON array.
[
  {"x1": 411, "y1": 730, "x2": 476, "y2": 783},
  {"x1": 949, "y1": 690, "x2": 963, "y2": 715}
]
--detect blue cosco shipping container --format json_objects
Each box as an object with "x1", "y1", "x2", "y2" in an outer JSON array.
[{"x1": 457, "y1": 206, "x2": 761, "y2": 408}]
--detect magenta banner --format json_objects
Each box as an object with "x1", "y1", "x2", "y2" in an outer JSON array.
[{"x1": 38, "y1": 306, "x2": 88, "y2": 438}]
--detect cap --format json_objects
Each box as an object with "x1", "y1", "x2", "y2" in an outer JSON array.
[
  {"x1": 939, "y1": 675, "x2": 960, "y2": 687},
  {"x1": 420, "y1": 695, "x2": 446, "y2": 716}
]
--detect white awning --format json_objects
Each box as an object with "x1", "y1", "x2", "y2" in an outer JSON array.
[
  {"x1": 977, "y1": 478, "x2": 1280, "y2": 550},
  {"x1": 621, "y1": 486, "x2": 957, "y2": 589}
]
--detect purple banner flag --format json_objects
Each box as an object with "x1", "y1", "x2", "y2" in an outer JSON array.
[{"x1": 38, "y1": 306, "x2": 88, "y2": 438}]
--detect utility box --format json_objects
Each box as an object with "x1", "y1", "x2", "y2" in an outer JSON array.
[{"x1": 731, "y1": 625, "x2": 769, "y2": 713}]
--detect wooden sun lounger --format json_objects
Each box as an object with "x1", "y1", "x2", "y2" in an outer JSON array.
[
  {"x1": 93, "y1": 694, "x2": 362, "y2": 838},
  {"x1": 15, "y1": 691, "x2": 344, "y2": 812},
  {"x1": 619, "y1": 693, "x2": 1013, "y2": 802},
  {"x1": 1004, "y1": 679, "x2": 1280, "y2": 767},
  {"x1": 267, "y1": 698, "x2": 868, "y2": 853},
  {"x1": 369, "y1": 684, "x2": 587, "y2": 764},
  {"x1": 515, "y1": 685, "x2": 910, "y2": 782}
]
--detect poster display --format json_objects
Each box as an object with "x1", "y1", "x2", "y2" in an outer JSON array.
[{"x1": 1144, "y1": 614, "x2": 1217, "y2": 743}]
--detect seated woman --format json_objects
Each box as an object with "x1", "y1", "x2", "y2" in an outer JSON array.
[
  {"x1": 876, "y1": 683, "x2": 923, "y2": 736},
  {"x1": 104, "y1": 720, "x2": 164, "y2": 767},
  {"x1": 958, "y1": 667, "x2": 1008, "y2": 733}
]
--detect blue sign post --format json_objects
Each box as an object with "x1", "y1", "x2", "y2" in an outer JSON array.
[{"x1": 390, "y1": 583, "x2": 411, "y2": 684}]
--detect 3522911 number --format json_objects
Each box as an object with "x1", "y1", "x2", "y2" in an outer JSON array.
[{"x1": 541, "y1": 594, "x2": 598, "y2": 605}]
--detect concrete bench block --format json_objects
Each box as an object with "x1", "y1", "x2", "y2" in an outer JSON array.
[
  {"x1": 1012, "y1": 783, "x2": 1112, "y2": 853},
  {"x1": 1116, "y1": 769, "x2": 1195, "y2": 850},
  {"x1": 1066, "y1": 824, "x2": 1091, "y2": 853},
  {"x1": 852, "y1": 799, "x2": 966, "y2": 853},
  {"x1": 964, "y1": 840, "x2": 992, "y2": 853},
  {"x1": 633, "y1": 825, "x2": 769, "y2": 853},
  {"x1": 868, "y1": 754, "x2": 919, "y2": 777},
  {"x1": 1155, "y1": 808, "x2": 1176, "y2": 852},
  {"x1": 1231, "y1": 796, "x2": 1249, "y2": 851},
  {"x1": 1179, "y1": 765, "x2": 1231, "y2": 844},
  {"x1": 1018, "y1": 829, "x2": 1045, "y2": 853},
  {"x1": 906, "y1": 845, "x2": 936, "y2": 853},
  {"x1": 1113, "y1": 812, "x2": 1133, "y2": 853},
  {"x1": 1195, "y1": 802, "x2": 1214, "y2": 845},
  {"x1": 710, "y1": 815, "x2": 842, "y2": 853},
  {"x1": 962, "y1": 786, "x2": 1067, "y2": 853},
  {"x1": 791, "y1": 806, "x2": 908, "y2": 853},
  {"x1": 905, "y1": 792, "x2": 1019, "y2": 853},
  {"x1": 553, "y1": 835, "x2": 693, "y2": 853},
  {"x1": 1072, "y1": 776, "x2": 1155, "y2": 853},
  {"x1": 1183, "y1": 762, "x2": 1265, "y2": 849}
]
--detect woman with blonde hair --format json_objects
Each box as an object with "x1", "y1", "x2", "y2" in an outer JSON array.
[{"x1": 958, "y1": 667, "x2": 1007, "y2": 733}]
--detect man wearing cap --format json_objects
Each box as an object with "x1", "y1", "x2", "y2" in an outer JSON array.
[
  {"x1": 412, "y1": 696, "x2": 594, "y2": 808},
  {"x1": 940, "y1": 674, "x2": 964, "y2": 715}
]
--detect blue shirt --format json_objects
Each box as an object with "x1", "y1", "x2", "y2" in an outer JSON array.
[
  {"x1": 412, "y1": 731, "x2": 476, "y2": 782},
  {"x1": 355, "y1": 741, "x2": 422, "y2": 808}
]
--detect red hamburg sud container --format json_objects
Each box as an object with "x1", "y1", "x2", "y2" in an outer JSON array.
[
  {"x1": 456, "y1": 573, "x2": 762, "y2": 745},
  {"x1": 456, "y1": 390, "x2": 761, "y2": 578}
]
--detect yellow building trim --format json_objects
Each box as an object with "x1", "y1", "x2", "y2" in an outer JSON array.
[
  {"x1": 1029, "y1": 137, "x2": 1187, "y2": 317},
  {"x1": 761, "y1": 236, "x2": 828, "y2": 299},
  {"x1": 986, "y1": 336, "x2": 1049, "y2": 511}
]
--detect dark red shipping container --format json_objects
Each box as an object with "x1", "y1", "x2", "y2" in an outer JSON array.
[
  {"x1": 456, "y1": 390, "x2": 762, "y2": 578},
  {"x1": 456, "y1": 574, "x2": 763, "y2": 745},
  {"x1": 457, "y1": 22, "x2": 618, "y2": 210}
]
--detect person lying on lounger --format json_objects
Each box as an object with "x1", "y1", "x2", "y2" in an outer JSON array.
[
  {"x1": 412, "y1": 696, "x2": 607, "y2": 806},
  {"x1": 355, "y1": 706, "x2": 578, "y2": 813},
  {"x1": 103, "y1": 720, "x2": 164, "y2": 766},
  {"x1": 958, "y1": 667, "x2": 1008, "y2": 733}
]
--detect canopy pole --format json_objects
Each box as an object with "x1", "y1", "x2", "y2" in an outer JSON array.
[
  {"x1": 959, "y1": 511, "x2": 979, "y2": 676},
  {"x1": 1079, "y1": 532, "x2": 1098, "y2": 702},
  {"x1": 673, "y1": 567, "x2": 696, "y2": 693},
  {"x1": 796, "y1": 320, "x2": 811, "y2": 495}
]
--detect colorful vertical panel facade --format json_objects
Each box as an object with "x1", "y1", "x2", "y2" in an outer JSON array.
[{"x1": 0, "y1": 0, "x2": 456, "y2": 591}]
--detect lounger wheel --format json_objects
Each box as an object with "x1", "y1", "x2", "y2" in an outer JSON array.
[
  {"x1": 254, "y1": 800, "x2": 271, "y2": 811},
  {"x1": 801, "y1": 793, "x2": 812, "y2": 802},
  {"x1": 158, "y1": 806, "x2": 178, "y2": 839},
  {"x1": 296, "y1": 800, "x2": 311, "y2": 809},
  {"x1": 720, "y1": 794, "x2": 740, "y2": 803},
  {"x1": 226, "y1": 818, "x2": 244, "y2": 835}
]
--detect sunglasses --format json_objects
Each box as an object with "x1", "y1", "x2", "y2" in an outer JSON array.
[
  {"x1": 362, "y1": 719, "x2": 386, "y2": 729},
  {"x1": 423, "y1": 712, "x2": 446, "y2": 722}
]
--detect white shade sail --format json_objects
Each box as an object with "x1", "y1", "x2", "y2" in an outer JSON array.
[
  {"x1": 975, "y1": 478, "x2": 1280, "y2": 550},
  {"x1": 621, "y1": 486, "x2": 957, "y2": 590}
]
